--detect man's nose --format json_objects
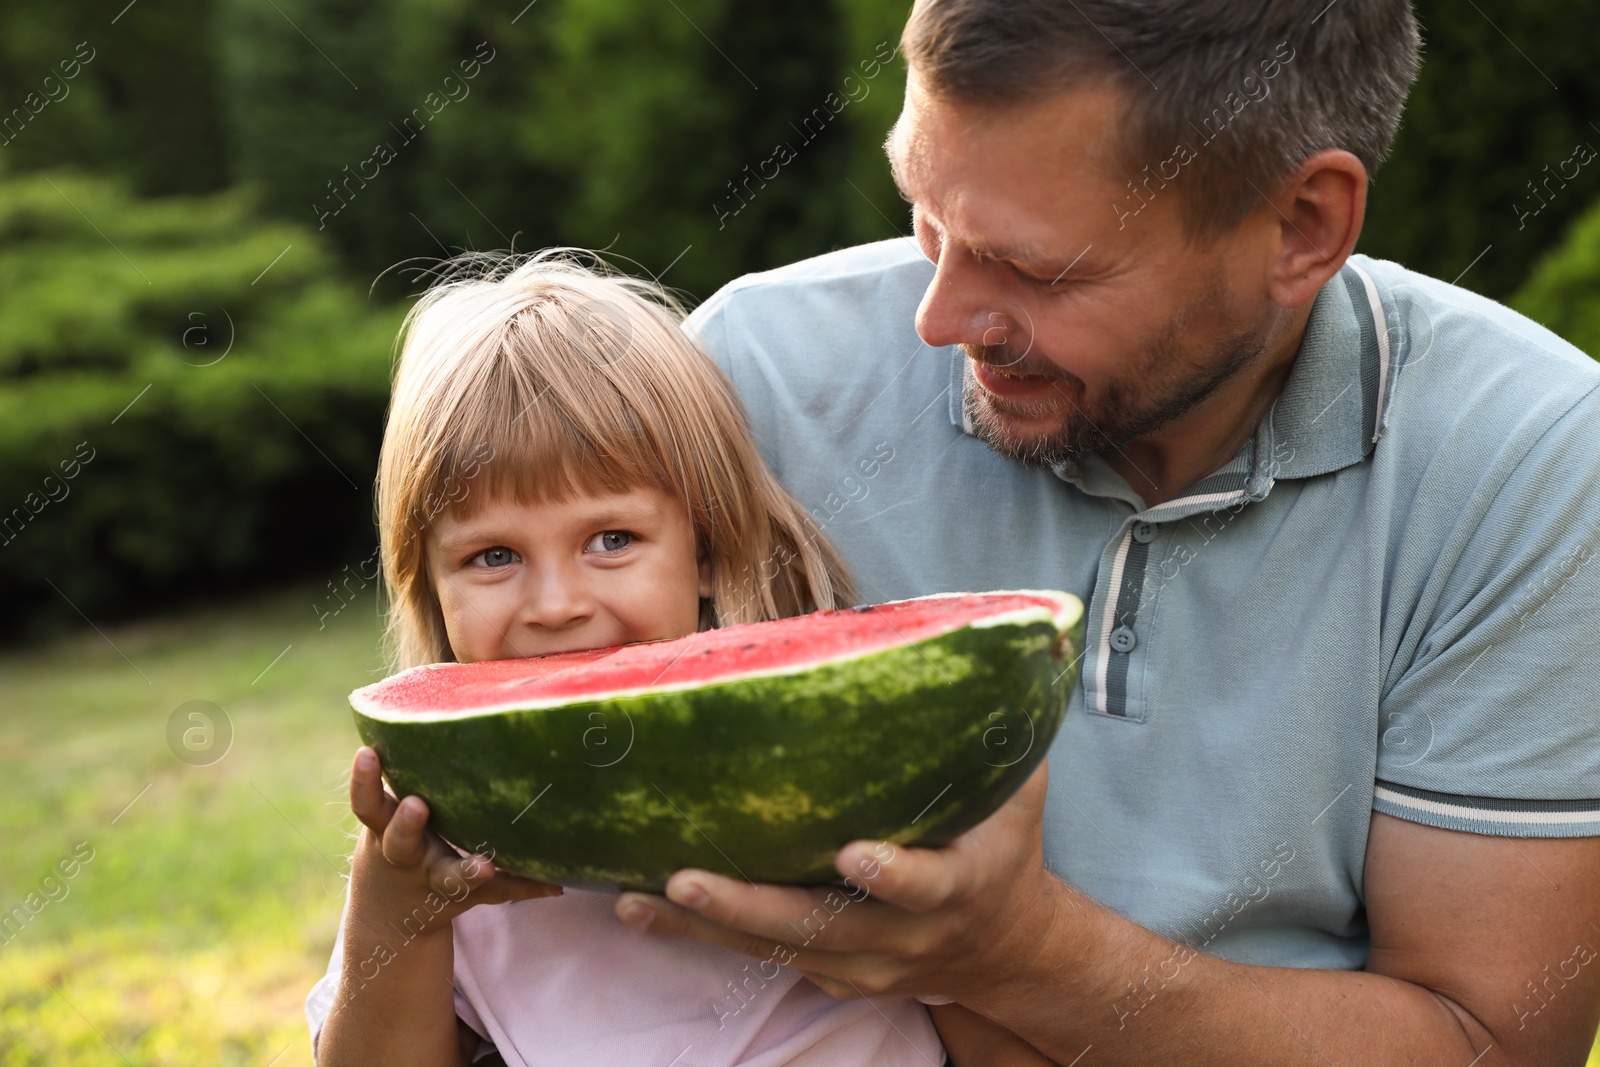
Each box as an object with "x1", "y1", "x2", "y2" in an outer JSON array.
[
  {"x1": 519, "y1": 564, "x2": 594, "y2": 630},
  {"x1": 915, "y1": 247, "x2": 1026, "y2": 353}
]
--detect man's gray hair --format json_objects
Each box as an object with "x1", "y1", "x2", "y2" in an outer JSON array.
[{"x1": 903, "y1": 0, "x2": 1421, "y2": 236}]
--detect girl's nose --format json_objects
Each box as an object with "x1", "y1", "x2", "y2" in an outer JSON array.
[{"x1": 519, "y1": 564, "x2": 595, "y2": 630}]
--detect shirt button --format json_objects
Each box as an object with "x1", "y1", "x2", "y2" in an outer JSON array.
[
  {"x1": 1132, "y1": 522, "x2": 1157, "y2": 544},
  {"x1": 1109, "y1": 626, "x2": 1137, "y2": 653}
]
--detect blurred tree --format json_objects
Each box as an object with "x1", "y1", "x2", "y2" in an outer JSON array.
[
  {"x1": 0, "y1": 0, "x2": 230, "y2": 194},
  {"x1": 1359, "y1": 0, "x2": 1600, "y2": 299},
  {"x1": 214, "y1": 0, "x2": 911, "y2": 299},
  {"x1": 216, "y1": 0, "x2": 422, "y2": 284},
  {"x1": 834, "y1": 0, "x2": 915, "y2": 244}
]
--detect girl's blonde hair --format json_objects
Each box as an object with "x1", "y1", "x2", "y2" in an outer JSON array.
[{"x1": 378, "y1": 250, "x2": 855, "y2": 670}]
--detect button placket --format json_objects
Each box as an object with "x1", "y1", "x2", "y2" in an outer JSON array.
[{"x1": 1084, "y1": 521, "x2": 1154, "y2": 722}]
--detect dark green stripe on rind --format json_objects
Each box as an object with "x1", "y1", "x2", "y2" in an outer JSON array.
[{"x1": 355, "y1": 608, "x2": 1084, "y2": 892}]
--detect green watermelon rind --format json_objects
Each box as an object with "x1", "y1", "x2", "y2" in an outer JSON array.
[{"x1": 353, "y1": 592, "x2": 1085, "y2": 892}]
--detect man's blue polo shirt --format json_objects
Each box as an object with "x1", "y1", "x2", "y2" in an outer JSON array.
[{"x1": 687, "y1": 239, "x2": 1600, "y2": 975}]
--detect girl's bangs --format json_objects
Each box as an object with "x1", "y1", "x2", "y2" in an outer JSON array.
[{"x1": 408, "y1": 347, "x2": 675, "y2": 531}]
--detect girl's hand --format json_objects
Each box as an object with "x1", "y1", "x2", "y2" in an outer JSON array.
[
  {"x1": 320, "y1": 747, "x2": 557, "y2": 1067},
  {"x1": 347, "y1": 745, "x2": 561, "y2": 940}
]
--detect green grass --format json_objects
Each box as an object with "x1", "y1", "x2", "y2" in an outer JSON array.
[
  {"x1": 1, "y1": 588, "x2": 1597, "y2": 1065},
  {"x1": 0, "y1": 584, "x2": 384, "y2": 1066}
]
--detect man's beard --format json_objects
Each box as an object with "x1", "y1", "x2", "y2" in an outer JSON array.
[{"x1": 961, "y1": 316, "x2": 1267, "y2": 471}]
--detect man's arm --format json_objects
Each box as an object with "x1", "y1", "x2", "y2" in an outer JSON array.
[{"x1": 615, "y1": 769, "x2": 1600, "y2": 1067}]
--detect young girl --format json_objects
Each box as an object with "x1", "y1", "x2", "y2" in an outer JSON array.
[{"x1": 303, "y1": 251, "x2": 948, "y2": 1066}]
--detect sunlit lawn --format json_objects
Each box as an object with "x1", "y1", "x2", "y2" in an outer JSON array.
[
  {"x1": 0, "y1": 584, "x2": 383, "y2": 1066},
  {"x1": 1, "y1": 586, "x2": 1597, "y2": 1065}
]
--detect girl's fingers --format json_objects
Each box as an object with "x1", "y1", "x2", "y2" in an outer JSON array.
[
  {"x1": 354, "y1": 744, "x2": 560, "y2": 905},
  {"x1": 380, "y1": 795, "x2": 431, "y2": 867},
  {"x1": 349, "y1": 747, "x2": 398, "y2": 834},
  {"x1": 429, "y1": 842, "x2": 498, "y2": 897},
  {"x1": 471, "y1": 870, "x2": 564, "y2": 905}
]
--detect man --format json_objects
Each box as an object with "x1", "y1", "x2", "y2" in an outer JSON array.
[{"x1": 614, "y1": 1, "x2": 1600, "y2": 1063}]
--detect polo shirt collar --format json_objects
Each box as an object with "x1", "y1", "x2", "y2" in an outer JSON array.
[
  {"x1": 1265, "y1": 259, "x2": 1395, "y2": 479},
  {"x1": 946, "y1": 259, "x2": 1395, "y2": 494}
]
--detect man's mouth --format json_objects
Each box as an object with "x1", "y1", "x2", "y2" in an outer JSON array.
[
  {"x1": 981, "y1": 363, "x2": 1045, "y2": 380},
  {"x1": 970, "y1": 356, "x2": 1058, "y2": 398}
]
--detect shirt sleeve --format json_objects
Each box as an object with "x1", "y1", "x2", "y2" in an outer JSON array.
[{"x1": 1376, "y1": 384, "x2": 1600, "y2": 836}]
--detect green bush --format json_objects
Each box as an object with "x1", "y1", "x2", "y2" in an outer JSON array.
[
  {"x1": 1512, "y1": 194, "x2": 1600, "y2": 359},
  {"x1": 1359, "y1": 0, "x2": 1600, "y2": 300},
  {"x1": 0, "y1": 172, "x2": 400, "y2": 640}
]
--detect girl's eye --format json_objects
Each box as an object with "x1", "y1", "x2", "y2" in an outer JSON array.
[
  {"x1": 588, "y1": 530, "x2": 633, "y2": 554},
  {"x1": 472, "y1": 547, "x2": 518, "y2": 568}
]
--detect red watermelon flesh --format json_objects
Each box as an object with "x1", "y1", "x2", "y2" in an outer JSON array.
[{"x1": 356, "y1": 591, "x2": 1077, "y2": 718}]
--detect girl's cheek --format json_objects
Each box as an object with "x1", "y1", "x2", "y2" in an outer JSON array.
[
  {"x1": 438, "y1": 582, "x2": 493, "y2": 661},
  {"x1": 436, "y1": 600, "x2": 471, "y2": 661}
]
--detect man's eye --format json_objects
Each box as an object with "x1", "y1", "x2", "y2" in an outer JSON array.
[
  {"x1": 912, "y1": 212, "x2": 941, "y2": 262},
  {"x1": 472, "y1": 547, "x2": 518, "y2": 568},
  {"x1": 1010, "y1": 264, "x2": 1060, "y2": 287},
  {"x1": 588, "y1": 530, "x2": 633, "y2": 554}
]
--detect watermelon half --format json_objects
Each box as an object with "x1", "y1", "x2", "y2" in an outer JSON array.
[{"x1": 351, "y1": 590, "x2": 1084, "y2": 891}]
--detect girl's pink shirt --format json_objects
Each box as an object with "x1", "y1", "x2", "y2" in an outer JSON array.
[{"x1": 308, "y1": 886, "x2": 944, "y2": 1066}]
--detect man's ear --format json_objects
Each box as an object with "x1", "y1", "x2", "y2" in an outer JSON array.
[{"x1": 1262, "y1": 148, "x2": 1368, "y2": 309}]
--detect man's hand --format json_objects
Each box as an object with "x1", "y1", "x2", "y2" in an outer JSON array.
[{"x1": 614, "y1": 762, "x2": 1062, "y2": 1005}]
